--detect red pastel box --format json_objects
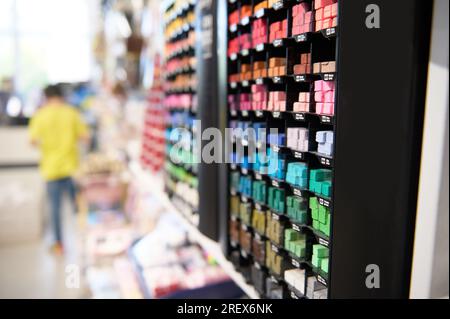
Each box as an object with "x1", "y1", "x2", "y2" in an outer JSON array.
[
  {"x1": 305, "y1": 11, "x2": 312, "y2": 23},
  {"x1": 293, "y1": 15, "x2": 304, "y2": 27},
  {"x1": 331, "y1": 3, "x2": 338, "y2": 17},
  {"x1": 315, "y1": 0, "x2": 335, "y2": 10},
  {"x1": 332, "y1": 17, "x2": 338, "y2": 27},
  {"x1": 315, "y1": 20, "x2": 323, "y2": 31},
  {"x1": 322, "y1": 18, "x2": 332, "y2": 29},
  {"x1": 316, "y1": 8, "x2": 324, "y2": 20},
  {"x1": 324, "y1": 5, "x2": 332, "y2": 19}
]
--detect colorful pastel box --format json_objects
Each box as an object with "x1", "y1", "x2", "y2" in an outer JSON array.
[{"x1": 309, "y1": 169, "x2": 333, "y2": 197}]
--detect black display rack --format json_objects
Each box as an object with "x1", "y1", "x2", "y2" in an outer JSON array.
[
  {"x1": 163, "y1": 0, "x2": 200, "y2": 227},
  {"x1": 220, "y1": 0, "x2": 433, "y2": 299}
]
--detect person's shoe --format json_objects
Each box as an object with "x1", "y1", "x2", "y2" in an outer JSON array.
[{"x1": 50, "y1": 242, "x2": 64, "y2": 255}]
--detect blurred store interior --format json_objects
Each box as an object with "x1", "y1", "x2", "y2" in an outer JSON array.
[{"x1": 0, "y1": 0, "x2": 448, "y2": 299}]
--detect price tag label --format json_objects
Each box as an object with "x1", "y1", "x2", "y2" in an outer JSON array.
[
  {"x1": 291, "y1": 291, "x2": 299, "y2": 299},
  {"x1": 241, "y1": 196, "x2": 248, "y2": 203},
  {"x1": 255, "y1": 110, "x2": 264, "y2": 117},
  {"x1": 242, "y1": 80, "x2": 249, "y2": 87},
  {"x1": 320, "y1": 115, "x2": 332, "y2": 124},
  {"x1": 293, "y1": 188, "x2": 303, "y2": 197},
  {"x1": 323, "y1": 73, "x2": 335, "y2": 81},
  {"x1": 272, "y1": 212, "x2": 280, "y2": 221},
  {"x1": 326, "y1": 27, "x2": 336, "y2": 37},
  {"x1": 230, "y1": 189, "x2": 237, "y2": 196},
  {"x1": 254, "y1": 262, "x2": 261, "y2": 270},
  {"x1": 317, "y1": 275, "x2": 327, "y2": 286},
  {"x1": 241, "y1": 249, "x2": 248, "y2": 258},
  {"x1": 254, "y1": 233, "x2": 262, "y2": 241},
  {"x1": 295, "y1": 33, "x2": 307, "y2": 42},
  {"x1": 291, "y1": 259, "x2": 300, "y2": 268},
  {"x1": 292, "y1": 224, "x2": 301, "y2": 232},
  {"x1": 230, "y1": 82, "x2": 237, "y2": 89},
  {"x1": 295, "y1": 75, "x2": 306, "y2": 82},
  {"x1": 230, "y1": 24, "x2": 237, "y2": 32},
  {"x1": 255, "y1": 173, "x2": 262, "y2": 181},
  {"x1": 241, "y1": 49, "x2": 249, "y2": 56},
  {"x1": 294, "y1": 151, "x2": 304, "y2": 159},
  {"x1": 241, "y1": 16, "x2": 250, "y2": 26},
  {"x1": 273, "y1": 145, "x2": 280, "y2": 153},
  {"x1": 242, "y1": 110, "x2": 249, "y2": 117},
  {"x1": 271, "y1": 244, "x2": 279, "y2": 253},
  {"x1": 272, "y1": 180, "x2": 280, "y2": 188},
  {"x1": 319, "y1": 238, "x2": 329, "y2": 247},
  {"x1": 320, "y1": 157, "x2": 332, "y2": 166},
  {"x1": 319, "y1": 197, "x2": 330, "y2": 207},
  {"x1": 255, "y1": 9, "x2": 265, "y2": 19},
  {"x1": 241, "y1": 168, "x2": 248, "y2": 175},
  {"x1": 273, "y1": 111, "x2": 281, "y2": 118},
  {"x1": 295, "y1": 113, "x2": 306, "y2": 121},
  {"x1": 255, "y1": 203, "x2": 262, "y2": 211},
  {"x1": 273, "y1": 77, "x2": 282, "y2": 84},
  {"x1": 273, "y1": 1, "x2": 283, "y2": 10},
  {"x1": 273, "y1": 39, "x2": 283, "y2": 47},
  {"x1": 242, "y1": 224, "x2": 248, "y2": 231},
  {"x1": 256, "y1": 44, "x2": 265, "y2": 52}
]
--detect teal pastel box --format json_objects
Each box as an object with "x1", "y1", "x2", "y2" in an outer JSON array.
[
  {"x1": 314, "y1": 182, "x2": 323, "y2": 194},
  {"x1": 321, "y1": 258, "x2": 329, "y2": 273},
  {"x1": 287, "y1": 196, "x2": 293, "y2": 206},
  {"x1": 296, "y1": 211, "x2": 308, "y2": 224},
  {"x1": 321, "y1": 181, "x2": 332, "y2": 197},
  {"x1": 313, "y1": 244, "x2": 329, "y2": 258}
]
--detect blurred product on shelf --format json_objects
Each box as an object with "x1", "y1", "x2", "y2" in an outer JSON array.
[
  {"x1": 75, "y1": 153, "x2": 128, "y2": 212},
  {"x1": 141, "y1": 55, "x2": 167, "y2": 172}
]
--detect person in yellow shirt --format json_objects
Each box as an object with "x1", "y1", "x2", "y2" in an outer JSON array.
[{"x1": 29, "y1": 84, "x2": 89, "y2": 254}]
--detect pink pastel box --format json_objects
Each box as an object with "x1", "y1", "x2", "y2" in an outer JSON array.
[
  {"x1": 323, "y1": 5, "x2": 332, "y2": 18},
  {"x1": 315, "y1": 0, "x2": 335, "y2": 10},
  {"x1": 315, "y1": 8, "x2": 323, "y2": 20},
  {"x1": 315, "y1": 91, "x2": 324, "y2": 102},
  {"x1": 273, "y1": 91, "x2": 286, "y2": 101},
  {"x1": 322, "y1": 18, "x2": 332, "y2": 29},
  {"x1": 305, "y1": 11, "x2": 312, "y2": 23},
  {"x1": 299, "y1": 92, "x2": 310, "y2": 103},
  {"x1": 315, "y1": 80, "x2": 335, "y2": 91},
  {"x1": 315, "y1": 20, "x2": 323, "y2": 32},
  {"x1": 252, "y1": 84, "x2": 266, "y2": 93},
  {"x1": 324, "y1": 91, "x2": 335, "y2": 103},
  {"x1": 278, "y1": 101, "x2": 287, "y2": 112},
  {"x1": 316, "y1": 103, "x2": 324, "y2": 114},
  {"x1": 293, "y1": 15, "x2": 304, "y2": 27},
  {"x1": 293, "y1": 102, "x2": 302, "y2": 112},
  {"x1": 323, "y1": 102, "x2": 334, "y2": 115},
  {"x1": 331, "y1": 3, "x2": 338, "y2": 17}
]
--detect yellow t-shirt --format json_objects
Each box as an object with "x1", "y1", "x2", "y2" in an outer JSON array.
[{"x1": 29, "y1": 103, "x2": 89, "y2": 181}]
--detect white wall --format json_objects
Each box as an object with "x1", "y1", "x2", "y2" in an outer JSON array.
[{"x1": 410, "y1": 0, "x2": 449, "y2": 299}]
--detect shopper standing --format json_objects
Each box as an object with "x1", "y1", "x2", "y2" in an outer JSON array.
[{"x1": 29, "y1": 85, "x2": 89, "y2": 254}]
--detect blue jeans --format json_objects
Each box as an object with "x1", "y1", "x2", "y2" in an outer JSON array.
[{"x1": 47, "y1": 177, "x2": 76, "y2": 243}]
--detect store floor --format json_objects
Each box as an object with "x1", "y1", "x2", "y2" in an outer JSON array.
[{"x1": 0, "y1": 198, "x2": 88, "y2": 299}]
